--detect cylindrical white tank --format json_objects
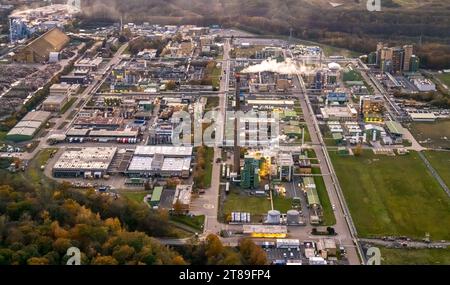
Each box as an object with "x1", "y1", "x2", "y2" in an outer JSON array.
[
  {"x1": 287, "y1": 210, "x2": 300, "y2": 224},
  {"x1": 266, "y1": 210, "x2": 281, "y2": 224}
]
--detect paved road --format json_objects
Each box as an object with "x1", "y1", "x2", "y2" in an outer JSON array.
[
  {"x1": 360, "y1": 238, "x2": 450, "y2": 249},
  {"x1": 291, "y1": 74, "x2": 362, "y2": 265},
  {"x1": 190, "y1": 39, "x2": 232, "y2": 237},
  {"x1": 418, "y1": 151, "x2": 450, "y2": 198}
]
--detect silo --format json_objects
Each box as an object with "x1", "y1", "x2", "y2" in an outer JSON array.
[
  {"x1": 266, "y1": 210, "x2": 281, "y2": 224},
  {"x1": 287, "y1": 210, "x2": 300, "y2": 224}
]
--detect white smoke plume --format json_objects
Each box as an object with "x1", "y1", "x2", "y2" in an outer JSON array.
[{"x1": 241, "y1": 58, "x2": 308, "y2": 74}]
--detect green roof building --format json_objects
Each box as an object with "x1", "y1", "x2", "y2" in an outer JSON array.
[
  {"x1": 240, "y1": 156, "x2": 261, "y2": 189},
  {"x1": 150, "y1": 186, "x2": 163, "y2": 207}
]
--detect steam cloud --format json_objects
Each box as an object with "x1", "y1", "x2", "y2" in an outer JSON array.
[{"x1": 241, "y1": 58, "x2": 307, "y2": 74}]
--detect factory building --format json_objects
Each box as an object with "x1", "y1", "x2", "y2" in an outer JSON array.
[
  {"x1": 359, "y1": 95, "x2": 385, "y2": 124},
  {"x1": 243, "y1": 225, "x2": 288, "y2": 239},
  {"x1": 385, "y1": 121, "x2": 405, "y2": 144},
  {"x1": 127, "y1": 146, "x2": 193, "y2": 178},
  {"x1": 240, "y1": 156, "x2": 261, "y2": 189},
  {"x1": 6, "y1": 111, "x2": 51, "y2": 142},
  {"x1": 278, "y1": 153, "x2": 294, "y2": 182},
  {"x1": 52, "y1": 147, "x2": 117, "y2": 178},
  {"x1": 326, "y1": 92, "x2": 348, "y2": 105},
  {"x1": 320, "y1": 105, "x2": 358, "y2": 121},
  {"x1": 74, "y1": 117, "x2": 124, "y2": 130},
  {"x1": 172, "y1": 184, "x2": 193, "y2": 213},
  {"x1": 13, "y1": 28, "x2": 70, "y2": 63}
]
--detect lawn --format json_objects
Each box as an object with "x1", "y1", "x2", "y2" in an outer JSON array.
[
  {"x1": 437, "y1": 73, "x2": 450, "y2": 87},
  {"x1": 272, "y1": 195, "x2": 293, "y2": 213},
  {"x1": 407, "y1": 120, "x2": 450, "y2": 149},
  {"x1": 0, "y1": 131, "x2": 7, "y2": 143},
  {"x1": 171, "y1": 215, "x2": 205, "y2": 232},
  {"x1": 312, "y1": 167, "x2": 336, "y2": 226},
  {"x1": 424, "y1": 151, "x2": 450, "y2": 188},
  {"x1": 380, "y1": 247, "x2": 450, "y2": 265},
  {"x1": 22, "y1": 148, "x2": 58, "y2": 190},
  {"x1": 343, "y1": 70, "x2": 363, "y2": 82},
  {"x1": 203, "y1": 147, "x2": 214, "y2": 188},
  {"x1": 330, "y1": 150, "x2": 450, "y2": 240},
  {"x1": 122, "y1": 191, "x2": 148, "y2": 204},
  {"x1": 205, "y1": 97, "x2": 220, "y2": 111},
  {"x1": 223, "y1": 189, "x2": 271, "y2": 215},
  {"x1": 211, "y1": 64, "x2": 222, "y2": 89}
]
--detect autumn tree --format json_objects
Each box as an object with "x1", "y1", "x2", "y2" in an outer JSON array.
[
  {"x1": 239, "y1": 238, "x2": 268, "y2": 265},
  {"x1": 91, "y1": 255, "x2": 119, "y2": 265},
  {"x1": 353, "y1": 144, "x2": 363, "y2": 157}
]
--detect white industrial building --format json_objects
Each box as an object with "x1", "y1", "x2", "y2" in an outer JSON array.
[
  {"x1": 52, "y1": 147, "x2": 117, "y2": 178},
  {"x1": 127, "y1": 146, "x2": 193, "y2": 178}
]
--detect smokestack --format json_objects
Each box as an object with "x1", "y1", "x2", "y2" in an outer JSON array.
[{"x1": 234, "y1": 74, "x2": 241, "y2": 174}]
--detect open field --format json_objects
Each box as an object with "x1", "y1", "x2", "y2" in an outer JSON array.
[
  {"x1": 330, "y1": 150, "x2": 450, "y2": 240},
  {"x1": 312, "y1": 167, "x2": 336, "y2": 226},
  {"x1": 171, "y1": 215, "x2": 205, "y2": 232},
  {"x1": 407, "y1": 120, "x2": 450, "y2": 149},
  {"x1": 122, "y1": 191, "x2": 148, "y2": 204},
  {"x1": 437, "y1": 73, "x2": 450, "y2": 87},
  {"x1": 0, "y1": 131, "x2": 7, "y2": 144},
  {"x1": 380, "y1": 247, "x2": 450, "y2": 265},
  {"x1": 223, "y1": 189, "x2": 271, "y2": 215},
  {"x1": 272, "y1": 195, "x2": 293, "y2": 213},
  {"x1": 424, "y1": 151, "x2": 450, "y2": 188}
]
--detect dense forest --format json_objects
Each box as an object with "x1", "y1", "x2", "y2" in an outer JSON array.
[
  {"x1": 78, "y1": 0, "x2": 450, "y2": 69},
  {"x1": 0, "y1": 166, "x2": 267, "y2": 265}
]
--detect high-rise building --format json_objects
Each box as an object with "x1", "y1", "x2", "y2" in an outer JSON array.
[
  {"x1": 410, "y1": 55, "x2": 420, "y2": 72},
  {"x1": 403, "y1": 45, "x2": 413, "y2": 71},
  {"x1": 392, "y1": 48, "x2": 405, "y2": 74},
  {"x1": 368, "y1": 52, "x2": 377, "y2": 65},
  {"x1": 375, "y1": 43, "x2": 418, "y2": 74},
  {"x1": 376, "y1": 42, "x2": 384, "y2": 65}
]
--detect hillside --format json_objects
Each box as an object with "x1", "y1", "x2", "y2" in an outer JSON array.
[{"x1": 78, "y1": 0, "x2": 450, "y2": 68}]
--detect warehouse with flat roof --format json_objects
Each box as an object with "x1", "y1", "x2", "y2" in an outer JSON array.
[
  {"x1": 127, "y1": 146, "x2": 193, "y2": 178},
  {"x1": 52, "y1": 147, "x2": 117, "y2": 178}
]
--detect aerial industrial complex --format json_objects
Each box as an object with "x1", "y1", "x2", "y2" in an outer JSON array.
[{"x1": 0, "y1": 2, "x2": 449, "y2": 267}]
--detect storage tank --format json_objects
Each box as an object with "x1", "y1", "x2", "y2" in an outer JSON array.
[
  {"x1": 266, "y1": 210, "x2": 281, "y2": 224},
  {"x1": 287, "y1": 210, "x2": 300, "y2": 224}
]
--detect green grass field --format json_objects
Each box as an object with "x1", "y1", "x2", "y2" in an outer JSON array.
[
  {"x1": 312, "y1": 167, "x2": 336, "y2": 226},
  {"x1": 171, "y1": 215, "x2": 205, "y2": 232},
  {"x1": 122, "y1": 191, "x2": 148, "y2": 204},
  {"x1": 380, "y1": 247, "x2": 450, "y2": 265},
  {"x1": 330, "y1": 150, "x2": 450, "y2": 240},
  {"x1": 22, "y1": 148, "x2": 58, "y2": 190},
  {"x1": 424, "y1": 151, "x2": 450, "y2": 188},
  {"x1": 272, "y1": 195, "x2": 293, "y2": 213},
  {"x1": 223, "y1": 189, "x2": 271, "y2": 215},
  {"x1": 203, "y1": 147, "x2": 214, "y2": 188},
  {"x1": 407, "y1": 120, "x2": 450, "y2": 149},
  {"x1": 0, "y1": 131, "x2": 7, "y2": 144},
  {"x1": 437, "y1": 73, "x2": 450, "y2": 87}
]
